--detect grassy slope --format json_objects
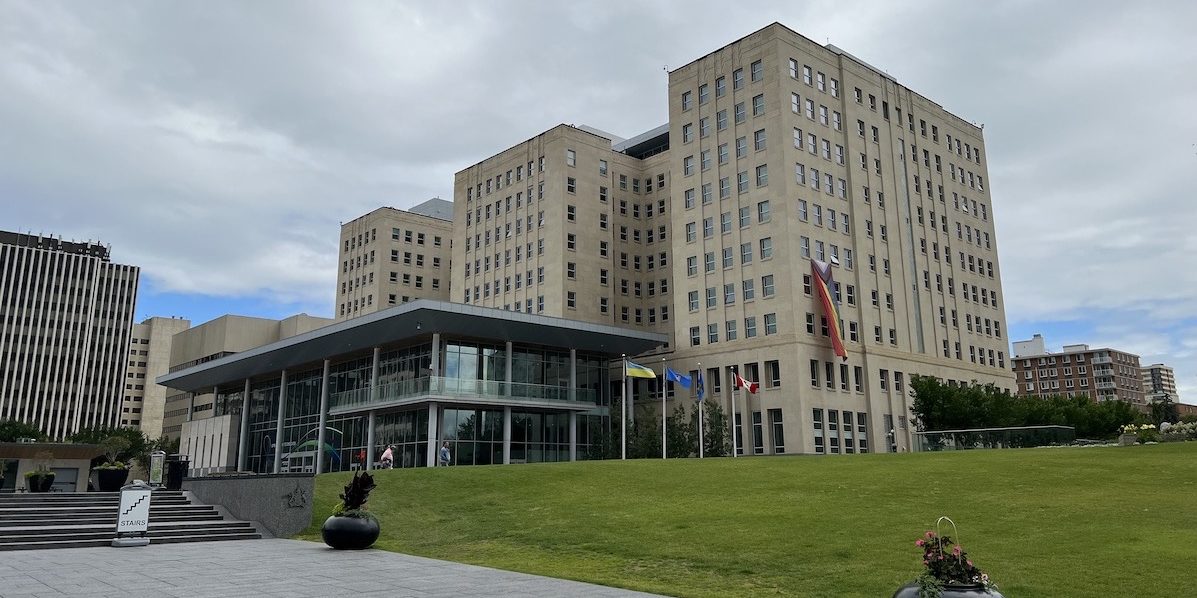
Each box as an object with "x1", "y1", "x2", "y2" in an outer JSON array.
[{"x1": 296, "y1": 443, "x2": 1197, "y2": 597}]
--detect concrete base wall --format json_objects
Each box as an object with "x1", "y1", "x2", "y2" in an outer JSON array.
[{"x1": 182, "y1": 474, "x2": 314, "y2": 538}]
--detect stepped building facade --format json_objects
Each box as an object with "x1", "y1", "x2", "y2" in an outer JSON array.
[{"x1": 447, "y1": 23, "x2": 1013, "y2": 455}]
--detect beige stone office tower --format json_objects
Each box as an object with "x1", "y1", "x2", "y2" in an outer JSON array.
[
  {"x1": 443, "y1": 23, "x2": 1012, "y2": 455},
  {"x1": 1141, "y1": 363, "x2": 1179, "y2": 403},
  {"x1": 161, "y1": 313, "x2": 333, "y2": 440},
  {"x1": 451, "y1": 124, "x2": 674, "y2": 337},
  {"x1": 120, "y1": 316, "x2": 190, "y2": 437},
  {"x1": 336, "y1": 198, "x2": 454, "y2": 321},
  {"x1": 664, "y1": 23, "x2": 1012, "y2": 455},
  {"x1": 0, "y1": 231, "x2": 139, "y2": 439}
]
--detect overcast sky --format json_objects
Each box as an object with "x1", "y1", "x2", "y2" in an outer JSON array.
[{"x1": 3, "y1": 0, "x2": 1196, "y2": 397}]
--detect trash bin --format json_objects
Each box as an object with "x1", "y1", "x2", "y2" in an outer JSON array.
[{"x1": 165, "y1": 454, "x2": 189, "y2": 490}]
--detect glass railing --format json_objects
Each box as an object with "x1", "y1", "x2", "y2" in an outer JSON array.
[
  {"x1": 1092, "y1": 356, "x2": 1112, "y2": 365},
  {"x1": 1096, "y1": 381, "x2": 1117, "y2": 390},
  {"x1": 330, "y1": 376, "x2": 596, "y2": 411}
]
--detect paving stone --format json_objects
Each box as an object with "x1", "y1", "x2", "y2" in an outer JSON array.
[{"x1": 0, "y1": 539, "x2": 664, "y2": 597}]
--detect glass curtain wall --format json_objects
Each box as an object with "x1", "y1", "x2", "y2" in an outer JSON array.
[
  {"x1": 213, "y1": 387, "x2": 244, "y2": 417},
  {"x1": 375, "y1": 409, "x2": 429, "y2": 468},
  {"x1": 246, "y1": 379, "x2": 280, "y2": 473},
  {"x1": 279, "y1": 368, "x2": 323, "y2": 473},
  {"x1": 443, "y1": 342, "x2": 506, "y2": 394}
]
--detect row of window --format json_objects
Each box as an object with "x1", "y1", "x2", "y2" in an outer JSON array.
[
  {"x1": 685, "y1": 237, "x2": 774, "y2": 276},
  {"x1": 688, "y1": 313, "x2": 778, "y2": 345},
  {"x1": 686, "y1": 275, "x2": 776, "y2": 310},
  {"x1": 851, "y1": 86, "x2": 983, "y2": 165},
  {"x1": 344, "y1": 228, "x2": 445, "y2": 255},
  {"x1": 813, "y1": 409, "x2": 871, "y2": 454},
  {"x1": 468, "y1": 156, "x2": 545, "y2": 200}
]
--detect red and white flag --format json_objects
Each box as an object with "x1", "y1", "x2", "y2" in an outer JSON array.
[{"x1": 734, "y1": 372, "x2": 759, "y2": 394}]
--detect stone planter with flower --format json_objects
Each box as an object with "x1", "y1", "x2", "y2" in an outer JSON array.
[{"x1": 894, "y1": 518, "x2": 1003, "y2": 598}]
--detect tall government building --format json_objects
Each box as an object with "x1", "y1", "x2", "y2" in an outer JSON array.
[
  {"x1": 335, "y1": 198, "x2": 454, "y2": 321},
  {"x1": 392, "y1": 23, "x2": 1011, "y2": 454},
  {"x1": 0, "y1": 231, "x2": 140, "y2": 439}
]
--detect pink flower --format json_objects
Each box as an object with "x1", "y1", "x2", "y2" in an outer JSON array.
[
  {"x1": 916, "y1": 540, "x2": 924, "y2": 547},
  {"x1": 923, "y1": 559, "x2": 929, "y2": 565},
  {"x1": 953, "y1": 545, "x2": 962, "y2": 555},
  {"x1": 926, "y1": 531, "x2": 935, "y2": 538},
  {"x1": 967, "y1": 560, "x2": 973, "y2": 567}
]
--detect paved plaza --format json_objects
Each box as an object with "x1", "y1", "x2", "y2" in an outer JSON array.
[{"x1": 0, "y1": 539, "x2": 666, "y2": 598}]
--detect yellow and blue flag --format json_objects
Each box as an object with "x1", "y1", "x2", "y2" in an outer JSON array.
[{"x1": 625, "y1": 360, "x2": 657, "y2": 379}]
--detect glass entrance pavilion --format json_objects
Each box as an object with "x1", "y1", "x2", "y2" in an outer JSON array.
[{"x1": 158, "y1": 300, "x2": 666, "y2": 473}]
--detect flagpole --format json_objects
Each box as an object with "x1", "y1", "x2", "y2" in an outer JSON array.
[
  {"x1": 697, "y1": 362, "x2": 704, "y2": 459},
  {"x1": 661, "y1": 358, "x2": 667, "y2": 460},
  {"x1": 731, "y1": 368, "x2": 738, "y2": 458},
  {"x1": 621, "y1": 354, "x2": 627, "y2": 460}
]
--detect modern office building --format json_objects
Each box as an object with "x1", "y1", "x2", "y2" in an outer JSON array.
[
  {"x1": 121, "y1": 316, "x2": 190, "y2": 437},
  {"x1": 336, "y1": 198, "x2": 454, "y2": 321},
  {"x1": 1141, "y1": 363, "x2": 1179, "y2": 403},
  {"x1": 1011, "y1": 337, "x2": 1145, "y2": 406},
  {"x1": 158, "y1": 300, "x2": 665, "y2": 474},
  {"x1": 0, "y1": 231, "x2": 140, "y2": 439},
  {"x1": 161, "y1": 313, "x2": 333, "y2": 440},
  {"x1": 443, "y1": 23, "x2": 1013, "y2": 455}
]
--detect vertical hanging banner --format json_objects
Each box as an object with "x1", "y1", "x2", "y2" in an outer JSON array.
[{"x1": 811, "y1": 259, "x2": 848, "y2": 360}]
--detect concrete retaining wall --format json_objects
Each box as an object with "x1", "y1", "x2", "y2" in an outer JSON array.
[{"x1": 182, "y1": 474, "x2": 314, "y2": 538}]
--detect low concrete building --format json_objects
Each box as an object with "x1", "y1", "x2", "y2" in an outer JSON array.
[{"x1": 0, "y1": 442, "x2": 103, "y2": 493}]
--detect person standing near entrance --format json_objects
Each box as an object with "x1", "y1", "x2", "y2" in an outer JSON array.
[
  {"x1": 380, "y1": 445, "x2": 394, "y2": 469},
  {"x1": 439, "y1": 441, "x2": 451, "y2": 467}
]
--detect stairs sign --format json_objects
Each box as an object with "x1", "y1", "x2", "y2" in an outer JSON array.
[{"x1": 112, "y1": 481, "x2": 152, "y2": 547}]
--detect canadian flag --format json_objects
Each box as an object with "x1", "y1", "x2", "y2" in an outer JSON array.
[{"x1": 734, "y1": 372, "x2": 759, "y2": 394}]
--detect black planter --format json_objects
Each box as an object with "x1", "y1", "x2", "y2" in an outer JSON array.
[
  {"x1": 321, "y1": 515, "x2": 380, "y2": 550},
  {"x1": 894, "y1": 582, "x2": 1004, "y2": 598},
  {"x1": 96, "y1": 468, "x2": 129, "y2": 492},
  {"x1": 26, "y1": 474, "x2": 55, "y2": 493}
]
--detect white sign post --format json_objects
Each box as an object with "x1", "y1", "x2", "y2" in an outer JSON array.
[{"x1": 112, "y1": 480, "x2": 152, "y2": 547}]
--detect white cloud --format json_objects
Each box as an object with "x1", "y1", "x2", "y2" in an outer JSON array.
[{"x1": 3, "y1": 0, "x2": 1196, "y2": 391}]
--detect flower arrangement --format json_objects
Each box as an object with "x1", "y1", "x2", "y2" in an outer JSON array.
[
  {"x1": 1120, "y1": 423, "x2": 1159, "y2": 444},
  {"x1": 912, "y1": 527, "x2": 998, "y2": 597},
  {"x1": 1161, "y1": 421, "x2": 1197, "y2": 442}
]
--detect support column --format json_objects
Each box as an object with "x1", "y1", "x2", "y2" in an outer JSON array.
[
  {"x1": 366, "y1": 410, "x2": 376, "y2": 471},
  {"x1": 430, "y1": 332, "x2": 441, "y2": 378},
  {"x1": 315, "y1": 359, "x2": 331, "y2": 474},
  {"x1": 502, "y1": 406, "x2": 512, "y2": 465},
  {"x1": 569, "y1": 412, "x2": 577, "y2": 462},
  {"x1": 569, "y1": 349, "x2": 577, "y2": 402},
  {"x1": 272, "y1": 370, "x2": 287, "y2": 473},
  {"x1": 505, "y1": 341, "x2": 513, "y2": 397},
  {"x1": 370, "y1": 346, "x2": 381, "y2": 403},
  {"x1": 237, "y1": 378, "x2": 250, "y2": 471},
  {"x1": 568, "y1": 349, "x2": 577, "y2": 462},
  {"x1": 426, "y1": 401, "x2": 439, "y2": 467}
]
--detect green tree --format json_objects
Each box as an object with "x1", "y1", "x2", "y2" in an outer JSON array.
[
  {"x1": 0, "y1": 419, "x2": 46, "y2": 442},
  {"x1": 665, "y1": 403, "x2": 695, "y2": 458},
  {"x1": 68, "y1": 426, "x2": 148, "y2": 467},
  {"x1": 1150, "y1": 395, "x2": 1180, "y2": 426},
  {"x1": 695, "y1": 400, "x2": 729, "y2": 457}
]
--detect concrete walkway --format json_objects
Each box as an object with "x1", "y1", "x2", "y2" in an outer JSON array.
[{"x1": 0, "y1": 539, "x2": 666, "y2": 598}]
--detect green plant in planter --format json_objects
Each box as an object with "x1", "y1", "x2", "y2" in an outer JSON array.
[
  {"x1": 322, "y1": 472, "x2": 380, "y2": 549},
  {"x1": 94, "y1": 436, "x2": 132, "y2": 491},
  {"x1": 894, "y1": 518, "x2": 1002, "y2": 598},
  {"x1": 24, "y1": 450, "x2": 56, "y2": 492}
]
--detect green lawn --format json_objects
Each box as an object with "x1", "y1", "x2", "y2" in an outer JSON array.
[{"x1": 296, "y1": 443, "x2": 1197, "y2": 597}]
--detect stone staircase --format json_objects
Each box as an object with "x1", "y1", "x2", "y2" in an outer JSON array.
[{"x1": 0, "y1": 490, "x2": 261, "y2": 550}]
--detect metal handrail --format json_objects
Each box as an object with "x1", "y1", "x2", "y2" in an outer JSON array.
[{"x1": 330, "y1": 376, "x2": 596, "y2": 410}]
